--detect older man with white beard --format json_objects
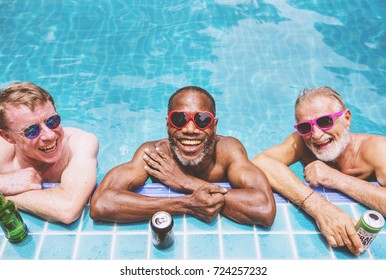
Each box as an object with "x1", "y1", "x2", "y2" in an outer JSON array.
[
  {"x1": 252, "y1": 86, "x2": 386, "y2": 256},
  {"x1": 91, "y1": 86, "x2": 276, "y2": 226}
]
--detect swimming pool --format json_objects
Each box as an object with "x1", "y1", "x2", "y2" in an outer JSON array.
[
  {"x1": 1, "y1": 0, "x2": 385, "y2": 262},
  {"x1": 2, "y1": 0, "x2": 385, "y2": 180}
]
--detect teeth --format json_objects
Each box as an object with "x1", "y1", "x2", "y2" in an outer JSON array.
[
  {"x1": 180, "y1": 139, "x2": 202, "y2": 145},
  {"x1": 39, "y1": 142, "x2": 56, "y2": 152},
  {"x1": 314, "y1": 139, "x2": 331, "y2": 146}
]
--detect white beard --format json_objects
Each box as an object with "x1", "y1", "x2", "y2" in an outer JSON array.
[
  {"x1": 170, "y1": 138, "x2": 214, "y2": 167},
  {"x1": 306, "y1": 128, "x2": 351, "y2": 162}
]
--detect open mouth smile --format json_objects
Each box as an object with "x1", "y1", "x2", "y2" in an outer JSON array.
[
  {"x1": 313, "y1": 138, "x2": 333, "y2": 148},
  {"x1": 38, "y1": 141, "x2": 57, "y2": 153},
  {"x1": 178, "y1": 139, "x2": 203, "y2": 153},
  {"x1": 180, "y1": 139, "x2": 202, "y2": 145}
]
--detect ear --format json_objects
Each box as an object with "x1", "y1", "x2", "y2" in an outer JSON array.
[
  {"x1": 165, "y1": 117, "x2": 170, "y2": 129},
  {"x1": 213, "y1": 118, "x2": 218, "y2": 133},
  {"x1": 0, "y1": 129, "x2": 17, "y2": 144},
  {"x1": 343, "y1": 109, "x2": 352, "y2": 129}
]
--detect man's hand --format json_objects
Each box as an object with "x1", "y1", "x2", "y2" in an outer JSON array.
[
  {"x1": 1, "y1": 167, "x2": 42, "y2": 195},
  {"x1": 312, "y1": 200, "x2": 364, "y2": 255},
  {"x1": 143, "y1": 147, "x2": 191, "y2": 192},
  {"x1": 186, "y1": 184, "x2": 228, "y2": 222},
  {"x1": 304, "y1": 160, "x2": 339, "y2": 188}
]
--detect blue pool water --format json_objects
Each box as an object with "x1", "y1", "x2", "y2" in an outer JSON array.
[
  {"x1": 1, "y1": 0, "x2": 385, "y2": 180},
  {"x1": 0, "y1": 0, "x2": 385, "y2": 260}
]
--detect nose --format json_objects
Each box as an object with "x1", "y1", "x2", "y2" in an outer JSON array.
[
  {"x1": 39, "y1": 124, "x2": 56, "y2": 140},
  {"x1": 182, "y1": 119, "x2": 199, "y2": 134},
  {"x1": 310, "y1": 124, "x2": 324, "y2": 139}
]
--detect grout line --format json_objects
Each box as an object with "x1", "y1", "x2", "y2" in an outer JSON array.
[
  {"x1": 328, "y1": 242, "x2": 336, "y2": 259},
  {"x1": 71, "y1": 208, "x2": 85, "y2": 260},
  {"x1": 23, "y1": 228, "x2": 332, "y2": 236},
  {"x1": 0, "y1": 236, "x2": 6, "y2": 257},
  {"x1": 218, "y1": 216, "x2": 224, "y2": 259},
  {"x1": 146, "y1": 220, "x2": 152, "y2": 260},
  {"x1": 34, "y1": 221, "x2": 48, "y2": 260},
  {"x1": 183, "y1": 214, "x2": 187, "y2": 260},
  {"x1": 283, "y1": 204, "x2": 298, "y2": 259},
  {"x1": 254, "y1": 224, "x2": 261, "y2": 259},
  {"x1": 351, "y1": 203, "x2": 361, "y2": 220},
  {"x1": 322, "y1": 201, "x2": 336, "y2": 259},
  {"x1": 110, "y1": 222, "x2": 117, "y2": 260}
]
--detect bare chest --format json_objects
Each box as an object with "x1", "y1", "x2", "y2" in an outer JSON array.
[
  {"x1": 194, "y1": 164, "x2": 228, "y2": 182},
  {"x1": 40, "y1": 159, "x2": 69, "y2": 182},
  {"x1": 340, "y1": 163, "x2": 376, "y2": 181}
]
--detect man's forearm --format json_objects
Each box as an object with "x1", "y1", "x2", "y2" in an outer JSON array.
[
  {"x1": 221, "y1": 188, "x2": 275, "y2": 226},
  {"x1": 253, "y1": 154, "x2": 316, "y2": 207},
  {"x1": 330, "y1": 174, "x2": 386, "y2": 216},
  {"x1": 90, "y1": 191, "x2": 194, "y2": 223}
]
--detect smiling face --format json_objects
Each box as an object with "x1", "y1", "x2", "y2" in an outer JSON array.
[
  {"x1": 296, "y1": 95, "x2": 351, "y2": 162},
  {"x1": 1, "y1": 101, "x2": 64, "y2": 165},
  {"x1": 167, "y1": 89, "x2": 217, "y2": 167}
]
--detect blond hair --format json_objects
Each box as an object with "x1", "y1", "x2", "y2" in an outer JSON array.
[{"x1": 0, "y1": 82, "x2": 56, "y2": 130}]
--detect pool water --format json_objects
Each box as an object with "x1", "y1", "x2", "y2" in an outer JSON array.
[{"x1": 0, "y1": 0, "x2": 385, "y2": 260}]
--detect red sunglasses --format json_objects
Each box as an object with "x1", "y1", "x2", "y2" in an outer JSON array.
[{"x1": 168, "y1": 111, "x2": 215, "y2": 130}]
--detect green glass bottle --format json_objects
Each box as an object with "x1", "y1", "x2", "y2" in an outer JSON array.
[{"x1": 0, "y1": 194, "x2": 28, "y2": 243}]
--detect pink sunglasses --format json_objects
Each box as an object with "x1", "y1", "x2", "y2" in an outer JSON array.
[{"x1": 294, "y1": 111, "x2": 344, "y2": 136}]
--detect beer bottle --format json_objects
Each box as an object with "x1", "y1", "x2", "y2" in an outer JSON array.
[{"x1": 0, "y1": 193, "x2": 28, "y2": 243}]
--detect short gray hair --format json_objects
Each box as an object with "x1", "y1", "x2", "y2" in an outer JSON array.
[{"x1": 295, "y1": 86, "x2": 346, "y2": 119}]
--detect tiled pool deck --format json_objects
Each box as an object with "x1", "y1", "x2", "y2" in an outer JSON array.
[{"x1": 1, "y1": 183, "x2": 385, "y2": 260}]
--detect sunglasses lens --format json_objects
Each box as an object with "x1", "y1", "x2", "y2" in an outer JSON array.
[
  {"x1": 316, "y1": 116, "x2": 333, "y2": 129},
  {"x1": 22, "y1": 115, "x2": 60, "y2": 139},
  {"x1": 194, "y1": 112, "x2": 213, "y2": 129},
  {"x1": 170, "y1": 112, "x2": 188, "y2": 128},
  {"x1": 46, "y1": 115, "x2": 61, "y2": 129},
  {"x1": 24, "y1": 124, "x2": 40, "y2": 139},
  {"x1": 296, "y1": 123, "x2": 311, "y2": 135}
]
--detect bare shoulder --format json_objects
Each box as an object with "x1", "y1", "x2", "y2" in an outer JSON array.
[
  {"x1": 123, "y1": 139, "x2": 169, "y2": 165},
  {"x1": 216, "y1": 135, "x2": 245, "y2": 150},
  {"x1": 63, "y1": 127, "x2": 98, "y2": 152},
  {"x1": 0, "y1": 137, "x2": 15, "y2": 168},
  {"x1": 64, "y1": 127, "x2": 98, "y2": 143},
  {"x1": 255, "y1": 132, "x2": 309, "y2": 165},
  {"x1": 102, "y1": 139, "x2": 167, "y2": 187},
  {"x1": 216, "y1": 135, "x2": 248, "y2": 162},
  {"x1": 358, "y1": 133, "x2": 386, "y2": 160},
  {"x1": 136, "y1": 139, "x2": 169, "y2": 154},
  {"x1": 0, "y1": 136, "x2": 14, "y2": 154}
]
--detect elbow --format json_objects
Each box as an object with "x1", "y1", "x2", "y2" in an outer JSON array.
[
  {"x1": 252, "y1": 153, "x2": 270, "y2": 171},
  {"x1": 89, "y1": 195, "x2": 104, "y2": 221},
  {"x1": 55, "y1": 207, "x2": 83, "y2": 225},
  {"x1": 89, "y1": 191, "x2": 112, "y2": 221},
  {"x1": 89, "y1": 205, "x2": 104, "y2": 222},
  {"x1": 257, "y1": 202, "x2": 276, "y2": 227},
  {"x1": 249, "y1": 193, "x2": 276, "y2": 227}
]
